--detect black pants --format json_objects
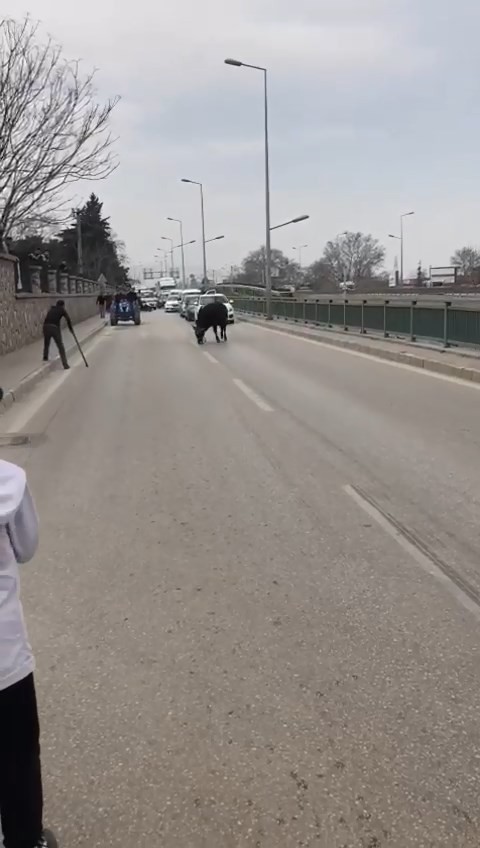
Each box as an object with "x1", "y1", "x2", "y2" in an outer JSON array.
[
  {"x1": 43, "y1": 324, "x2": 68, "y2": 369},
  {"x1": 0, "y1": 674, "x2": 43, "y2": 848}
]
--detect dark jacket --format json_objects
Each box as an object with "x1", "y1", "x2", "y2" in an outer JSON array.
[{"x1": 43, "y1": 304, "x2": 73, "y2": 333}]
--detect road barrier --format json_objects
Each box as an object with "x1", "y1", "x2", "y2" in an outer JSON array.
[{"x1": 233, "y1": 297, "x2": 480, "y2": 349}]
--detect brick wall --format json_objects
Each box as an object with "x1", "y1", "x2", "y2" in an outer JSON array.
[{"x1": 0, "y1": 254, "x2": 99, "y2": 355}]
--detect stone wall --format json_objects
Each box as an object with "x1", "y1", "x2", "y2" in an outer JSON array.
[{"x1": 0, "y1": 254, "x2": 99, "y2": 355}]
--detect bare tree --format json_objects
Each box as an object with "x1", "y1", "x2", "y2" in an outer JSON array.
[
  {"x1": 323, "y1": 232, "x2": 385, "y2": 284},
  {"x1": 450, "y1": 246, "x2": 480, "y2": 280},
  {"x1": 0, "y1": 16, "x2": 119, "y2": 243}
]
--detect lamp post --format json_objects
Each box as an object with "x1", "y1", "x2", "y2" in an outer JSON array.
[
  {"x1": 172, "y1": 240, "x2": 196, "y2": 286},
  {"x1": 389, "y1": 212, "x2": 414, "y2": 286},
  {"x1": 161, "y1": 236, "x2": 175, "y2": 277},
  {"x1": 270, "y1": 215, "x2": 309, "y2": 232},
  {"x1": 292, "y1": 244, "x2": 308, "y2": 267},
  {"x1": 225, "y1": 57, "x2": 272, "y2": 317},
  {"x1": 205, "y1": 235, "x2": 225, "y2": 244},
  {"x1": 156, "y1": 248, "x2": 169, "y2": 276},
  {"x1": 181, "y1": 179, "x2": 207, "y2": 287},
  {"x1": 167, "y1": 218, "x2": 186, "y2": 288}
]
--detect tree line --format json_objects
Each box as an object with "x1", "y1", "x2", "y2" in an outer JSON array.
[
  {"x1": 8, "y1": 193, "x2": 129, "y2": 285},
  {"x1": 232, "y1": 234, "x2": 480, "y2": 292},
  {"x1": 232, "y1": 232, "x2": 388, "y2": 292}
]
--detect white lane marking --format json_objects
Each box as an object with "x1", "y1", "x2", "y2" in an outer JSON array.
[
  {"x1": 233, "y1": 378, "x2": 273, "y2": 412},
  {"x1": 204, "y1": 352, "x2": 219, "y2": 364},
  {"x1": 246, "y1": 321, "x2": 480, "y2": 392},
  {"x1": 343, "y1": 483, "x2": 480, "y2": 621}
]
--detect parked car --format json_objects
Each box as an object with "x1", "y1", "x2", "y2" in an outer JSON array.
[
  {"x1": 165, "y1": 294, "x2": 182, "y2": 313},
  {"x1": 185, "y1": 295, "x2": 200, "y2": 321},
  {"x1": 181, "y1": 293, "x2": 201, "y2": 319},
  {"x1": 179, "y1": 289, "x2": 201, "y2": 317},
  {"x1": 194, "y1": 293, "x2": 235, "y2": 324}
]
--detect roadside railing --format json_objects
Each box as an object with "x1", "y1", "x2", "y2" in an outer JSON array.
[{"x1": 232, "y1": 297, "x2": 480, "y2": 349}]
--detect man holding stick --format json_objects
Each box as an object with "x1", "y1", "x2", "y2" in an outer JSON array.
[{"x1": 42, "y1": 301, "x2": 73, "y2": 370}]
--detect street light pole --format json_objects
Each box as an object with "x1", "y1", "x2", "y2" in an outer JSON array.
[
  {"x1": 270, "y1": 215, "x2": 309, "y2": 232},
  {"x1": 181, "y1": 179, "x2": 208, "y2": 288},
  {"x1": 156, "y1": 248, "x2": 169, "y2": 275},
  {"x1": 225, "y1": 58, "x2": 272, "y2": 318},
  {"x1": 400, "y1": 211, "x2": 414, "y2": 286},
  {"x1": 263, "y1": 68, "x2": 272, "y2": 319},
  {"x1": 293, "y1": 244, "x2": 308, "y2": 268},
  {"x1": 167, "y1": 218, "x2": 186, "y2": 288},
  {"x1": 161, "y1": 236, "x2": 174, "y2": 277}
]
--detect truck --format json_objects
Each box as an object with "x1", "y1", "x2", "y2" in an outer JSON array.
[{"x1": 156, "y1": 277, "x2": 178, "y2": 306}]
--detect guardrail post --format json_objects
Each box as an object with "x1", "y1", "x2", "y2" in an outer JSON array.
[
  {"x1": 344, "y1": 298, "x2": 349, "y2": 331},
  {"x1": 361, "y1": 300, "x2": 366, "y2": 334},
  {"x1": 328, "y1": 299, "x2": 332, "y2": 327},
  {"x1": 444, "y1": 301, "x2": 451, "y2": 348},
  {"x1": 315, "y1": 300, "x2": 318, "y2": 324},
  {"x1": 303, "y1": 299, "x2": 306, "y2": 323},
  {"x1": 383, "y1": 300, "x2": 389, "y2": 338},
  {"x1": 410, "y1": 300, "x2": 417, "y2": 341}
]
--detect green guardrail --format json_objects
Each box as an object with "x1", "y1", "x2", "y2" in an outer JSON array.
[{"x1": 232, "y1": 297, "x2": 480, "y2": 348}]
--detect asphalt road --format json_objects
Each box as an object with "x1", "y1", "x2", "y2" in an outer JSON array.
[{"x1": 2, "y1": 311, "x2": 480, "y2": 847}]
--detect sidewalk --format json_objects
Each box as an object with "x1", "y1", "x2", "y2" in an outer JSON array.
[
  {"x1": 0, "y1": 315, "x2": 107, "y2": 412},
  {"x1": 239, "y1": 314, "x2": 480, "y2": 384}
]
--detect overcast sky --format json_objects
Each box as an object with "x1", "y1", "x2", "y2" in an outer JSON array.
[{"x1": 15, "y1": 0, "x2": 480, "y2": 278}]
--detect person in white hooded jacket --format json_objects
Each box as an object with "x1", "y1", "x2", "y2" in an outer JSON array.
[{"x1": 0, "y1": 460, "x2": 57, "y2": 848}]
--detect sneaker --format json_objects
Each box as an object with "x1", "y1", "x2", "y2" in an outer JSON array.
[{"x1": 37, "y1": 829, "x2": 58, "y2": 848}]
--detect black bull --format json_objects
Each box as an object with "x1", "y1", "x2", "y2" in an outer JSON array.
[{"x1": 194, "y1": 302, "x2": 228, "y2": 344}]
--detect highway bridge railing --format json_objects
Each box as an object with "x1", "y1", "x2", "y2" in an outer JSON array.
[{"x1": 232, "y1": 296, "x2": 480, "y2": 349}]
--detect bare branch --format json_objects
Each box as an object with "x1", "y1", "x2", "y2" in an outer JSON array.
[{"x1": 0, "y1": 16, "x2": 119, "y2": 238}]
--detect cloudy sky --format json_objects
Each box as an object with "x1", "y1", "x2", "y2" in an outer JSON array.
[{"x1": 14, "y1": 0, "x2": 480, "y2": 278}]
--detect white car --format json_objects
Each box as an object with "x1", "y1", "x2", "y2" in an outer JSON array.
[
  {"x1": 194, "y1": 293, "x2": 235, "y2": 324},
  {"x1": 165, "y1": 295, "x2": 182, "y2": 313}
]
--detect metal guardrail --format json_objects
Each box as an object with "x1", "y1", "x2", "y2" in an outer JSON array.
[{"x1": 232, "y1": 297, "x2": 480, "y2": 349}]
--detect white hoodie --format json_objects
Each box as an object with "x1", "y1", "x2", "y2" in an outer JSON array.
[{"x1": 0, "y1": 459, "x2": 39, "y2": 691}]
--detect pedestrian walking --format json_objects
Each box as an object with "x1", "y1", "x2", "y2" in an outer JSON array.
[
  {"x1": 0, "y1": 460, "x2": 58, "y2": 848},
  {"x1": 96, "y1": 293, "x2": 106, "y2": 319},
  {"x1": 42, "y1": 300, "x2": 73, "y2": 370}
]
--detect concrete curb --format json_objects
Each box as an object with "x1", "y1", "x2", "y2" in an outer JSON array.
[
  {"x1": 0, "y1": 319, "x2": 107, "y2": 415},
  {"x1": 238, "y1": 314, "x2": 480, "y2": 385}
]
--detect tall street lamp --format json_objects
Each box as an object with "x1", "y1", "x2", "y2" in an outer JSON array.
[
  {"x1": 167, "y1": 217, "x2": 186, "y2": 288},
  {"x1": 161, "y1": 236, "x2": 174, "y2": 277},
  {"x1": 156, "y1": 248, "x2": 169, "y2": 276},
  {"x1": 205, "y1": 235, "x2": 225, "y2": 244},
  {"x1": 292, "y1": 244, "x2": 308, "y2": 267},
  {"x1": 181, "y1": 179, "x2": 207, "y2": 287},
  {"x1": 270, "y1": 215, "x2": 309, "y2": 232},
  {"x1": 389, "y1": 211, "x2": 414, "y2": 286},
  {"x1": 225, "y1": 57, "x2": 272, "y2": 317}
]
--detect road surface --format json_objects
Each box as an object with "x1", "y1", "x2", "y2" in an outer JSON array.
[{"x1": 2, "y1": 312, "x2": 480, "y2": 847}]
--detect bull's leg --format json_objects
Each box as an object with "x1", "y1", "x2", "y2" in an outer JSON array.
[
  {"x1": 222, "y1": 324, "x2": 227, "y2": 342},
  {"x1": 214, "y1": 324, "x2": 220, "y2": 343}
]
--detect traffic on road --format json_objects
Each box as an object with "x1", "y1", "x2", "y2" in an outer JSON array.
[{"x1": 2, "y1": 310, "x2": 480, "y2": 847}]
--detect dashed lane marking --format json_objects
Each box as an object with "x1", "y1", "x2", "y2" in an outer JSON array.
[{"x1": 232, "y1": 379, "x2": 273, "y2": 412}]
